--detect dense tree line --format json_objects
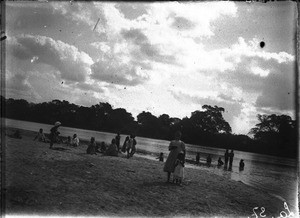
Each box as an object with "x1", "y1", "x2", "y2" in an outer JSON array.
[{"x1": 1, "y1": 96, "x2": 297, "y2": 158}]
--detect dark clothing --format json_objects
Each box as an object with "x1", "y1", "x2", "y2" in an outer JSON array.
[
  {"x1": 218, "y1": 159, "x2": 223, "y2": 166},
  {"x1": 121, "y1": 137, "x2": 129, "y2": 153},
  {"x1": 239, "y1": 161, "x2": 245, "y2": 170},
  {"x1": 229, "y1": 152, "x2": 234, "y2": 167},
  {"x1": 49, "y1": 126, "x2": 60, "y2": 148},
  {"x1": 87, "y1": 142, "x2": 96, "y2": 155},
  {"x1": 115, "y1": 135, "x2": 121, "y2": 151},
  {"x1": 196, "y1": 153, "x2": 200, "y2": 164},
  {"x1": 206, "y1": 156, "x2": 212, "y2": 166},
  {"x1": 224, "y1": 152, "x2": 229, "y2": 165}
]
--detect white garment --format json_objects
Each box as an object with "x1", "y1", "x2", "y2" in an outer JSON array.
[
  {"x1": 72, "y1": 137, "x2": 80, "y2": 146},
  {"x1": 173, "y1": 163, "x2": 184, "y2": 179}
]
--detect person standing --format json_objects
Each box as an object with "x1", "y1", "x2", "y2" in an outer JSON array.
[
  {"x1": 206, "y1": 154, "x2": 212, "y2": 167},
  {"x1": 115, "y1": 133, "x2": 121, "y2": 152},
  {"x1": 224, "y1": 149, "x2": 229, "y2": 168},
  {"x1": 49, "y1": 121, "x2": 61, "y2": 149},
  {"x1": 239, "y1": 159, "x2": 245, "y2": 171},
  {"x1": 163, "y1": 131, "x2": 186, "y2": 183},
  {"x1": 121, "y1": 136, "x2": 130, "y2": 153},
  {"x1": 130, "y1": 135, "x2": 137, "y2": 157},
  {"x1": 229, "y1": 150, "x2": 234, "y2": 170},
  {"x1": 196, "y1": 152, "x2": 200, "y2": 164}
]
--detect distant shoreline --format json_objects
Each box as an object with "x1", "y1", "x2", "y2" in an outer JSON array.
[{"x1": 3, "y1": 118, "x2": 297, "y2": 160}]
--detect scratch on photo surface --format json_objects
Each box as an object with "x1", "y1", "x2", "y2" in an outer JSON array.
[{"x1": 93, "y1": 18, "x2": 100, "y2": 31}]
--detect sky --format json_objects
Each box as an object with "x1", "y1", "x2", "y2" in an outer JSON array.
[{"x1": 4, "y1": 1, "x2": 297, "y2": 135}]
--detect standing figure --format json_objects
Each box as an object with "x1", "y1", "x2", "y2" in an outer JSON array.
[
  {"x1": 239, "y1": 159, "x2": 245, "y2": 171},
  {"x1": 173, "y1": 152, "x2": 185, "y2": 186},
  {"x1": 224, "y1": 149, "x2": 229, "y2": 169},
  {"x1": 115, "y1": 133, "x2": 121, "y2": 152},
  {"x1": 163, "y1": 131, "x2": 186, "y2": 183},
  {"x1": 196, "y1": 152, "x2": 200, "y2": 164},
  {"x1": 229, "y1": 150, "x2": 234, "y2": 170},
  {"x1": 130, "y1": 135, "x2": 137, "y2": 157},
  {"x1": 49, "y1": 121, "x2": 61, "y2": 149},
  {"x1": 206, "y1": 154, "x2": 212, "y2": 167},
  {"x1": 121, "y1": 136, "x2": 130, "y2": 153}
]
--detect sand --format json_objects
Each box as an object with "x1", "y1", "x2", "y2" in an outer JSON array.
[{"x1": 2, "y1": 128, "x2": 294, "y2": 217}]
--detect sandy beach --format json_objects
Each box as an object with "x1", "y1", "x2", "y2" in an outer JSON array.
[{"x1": 2, "y1": 128, "x2": 293, "y2": 217}]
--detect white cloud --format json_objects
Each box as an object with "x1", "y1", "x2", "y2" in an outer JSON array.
[
  {"x1": 9, "y1": 34, "x2": 94, "y2": 83},
  {"x1": 90, "y1": 42, "x2": 111, "y2": 53}
]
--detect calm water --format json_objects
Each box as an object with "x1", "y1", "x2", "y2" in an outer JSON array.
[{"x1": 4, "y1": 118, "x2": 298, "y2": 211}]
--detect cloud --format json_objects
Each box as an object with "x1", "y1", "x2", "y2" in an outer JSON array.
[
  {"x1": 9, "y1": 34, "x2": 94, "y2": 83},
  {"x1": 121, "y1": 28, "x2": 176, "y2": 65},
  {"x1": 50, "y1": 2, "x2": 107, "y2": 33},
  {"x1": 74, "y1": 82, "x2": 106, "y2": 94},
  {"x1": 255, "y1": 64, "x2": 295, "y2": 111},
  {"x1": 115, "y1": 3, "x2": 149, "y2": 20},
  {"x1": 6, "y1": 72, "x2": 32, "y2": 92},
  {"x1": 91, "y1": 59, "x2": 149, "y2": 86},
  {"x1": 5, "y1": 70, "x2": 41, "y2": 101},
  {"x1": 171, "y1": 16, "x2": 196, "y2": 30},
  {"x1": 169, "y1": 88, "x2": 243, "y2": 125}
]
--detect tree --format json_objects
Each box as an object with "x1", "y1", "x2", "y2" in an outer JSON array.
[
  {"x1": 137, "y1": 111, "x2": 160, "y2": 138},
  {"x1": 250, "y1": 114, "x2": 294, "y2": 139},
  {"x1": 249, "y1": 114, "x2": 297, "y2": 158},
  {"x1": 189, "y1": 105, "x2": 232, "y2": 134}
]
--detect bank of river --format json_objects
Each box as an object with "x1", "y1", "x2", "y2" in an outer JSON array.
[{"x1": 4, "y1": 118, "x2": 298, "y2": 212}]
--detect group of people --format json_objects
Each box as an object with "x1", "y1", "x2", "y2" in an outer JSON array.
[
  {"x1": 34, "y1": 124, "x2": 80, "y2": 148},
  {"x1": 121, "y1": 134, "x2": 137, "y2": 158},
  {"x1": 45, "y1": 122, "x2": 138, "y2": 160},
  {"x1": 163, "y1": 131, "x2": 247, "y2": 186},
  {"x1": 194, "y1": 150, "x2": 245, "y2": 171},
  {"x1": 42, "y1": 122, "x2": 246, "y2": 187}
]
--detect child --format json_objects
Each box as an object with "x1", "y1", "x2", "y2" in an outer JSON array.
[
  {"x1": 71, "y1": 134, "x2": 80, "y2": 147},
  {"x1": 157, "y1": 153, "x2": 164, "y2": 162},
  {"x1": 86, "y1": 137, "x2": 97, "y2": 155},
  {"x1": 239, "y1": 159, "x2": 245, "y2": 171},
  {"x1": 217, "y1": 157, "x2": 224, "y2": 167},
  {"x1": 173, "y1": 152, "x2": 185, "y2": 186},
  {"x1": 34, "y1": 128, "x2": 46, "y2": 142}
]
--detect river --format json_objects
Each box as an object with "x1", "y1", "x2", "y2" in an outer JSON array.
[{"x1": 4, "y1": 118, "x2": 298, "y2": 211}]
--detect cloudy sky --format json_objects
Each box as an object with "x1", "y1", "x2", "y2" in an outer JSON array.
[{"x1": 5, "y1": 1, "x2": 296, "y2": 134}]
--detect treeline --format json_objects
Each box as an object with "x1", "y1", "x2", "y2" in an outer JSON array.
[{"x1": 2, "y1": 96, "x2": 297, "y2": 158}]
